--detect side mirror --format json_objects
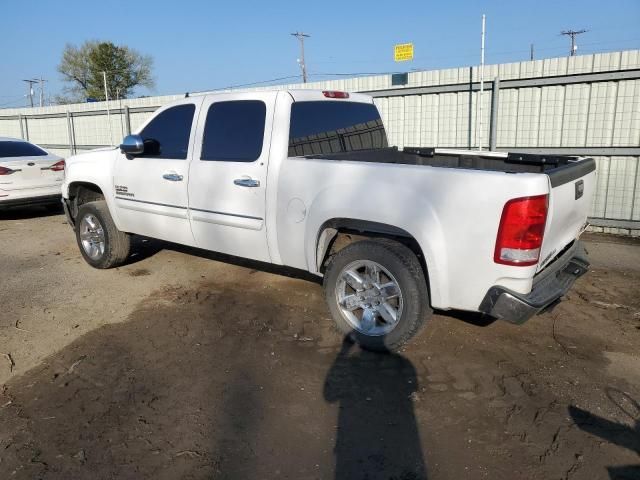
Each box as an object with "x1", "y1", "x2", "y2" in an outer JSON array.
[{"x1": 120, "y1": 135, "x2": 144, "y2": 156}]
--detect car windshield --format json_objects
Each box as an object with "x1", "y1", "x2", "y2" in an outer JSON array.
[{"x1": 0, "y1": 141, "x2": 48, "y2": 157}]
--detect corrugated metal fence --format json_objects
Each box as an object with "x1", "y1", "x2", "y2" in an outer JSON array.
[{"x1": 1, "y1": 50, "x2": 639, "y2": 234}]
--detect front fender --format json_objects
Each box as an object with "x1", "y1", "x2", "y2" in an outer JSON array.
[{"x1": 63, "y1": 149, "x2": 124, "y2": 231}]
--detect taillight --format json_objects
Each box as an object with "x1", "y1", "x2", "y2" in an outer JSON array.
[
  {"x1": 0, "y1": 166, "x2": 16, "y2": 175},
  {"x1": 50, "y1": 160, "x2": 65, "y2": 172},
  {"x1": 494, "y1": 194, "x2": 548, "y2": 266},
  {"x1": 323, "y1": 90, "x2": 349, "y2": 99}
]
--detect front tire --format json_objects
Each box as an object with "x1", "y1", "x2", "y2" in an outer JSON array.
[
  {"x1": 75, "y1": 201, "x2": 131, "y2": 269},
  {"x1": 323, "y1": 239, "x2": 431, "y2": 352}
]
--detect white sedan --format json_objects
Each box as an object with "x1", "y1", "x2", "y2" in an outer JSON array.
[{"x1": 0, "y1": 137, "x2": 65, "y2": 209}]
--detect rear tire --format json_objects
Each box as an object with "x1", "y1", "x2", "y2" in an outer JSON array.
[
  {"x1": 75, "y1": 201, "x2": 131, "y2": 269},
  {"x1": 323, "y1": 238, "x2": 431, "y2": 352}
]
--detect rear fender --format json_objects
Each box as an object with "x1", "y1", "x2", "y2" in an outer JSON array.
[{"x1": 304, "y1": 187, "x2": 449, "y2": 308}]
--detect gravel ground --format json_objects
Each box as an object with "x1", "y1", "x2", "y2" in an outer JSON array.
[{"x1": 1, "y1": 206, "x2": 639, "y2": 480}]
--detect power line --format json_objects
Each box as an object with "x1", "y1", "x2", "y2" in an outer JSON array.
[
  {"x1": 311, "y1": 37, "x2": 638, "y2": 67},
  {"x1": 291, "y1": 32, "x2": 310, "y2": 83},
  {"x1": 3, "y1": 37, "x2": 638, "y2": 107},
  {"x1": 0, "y1": 96, "x2": 27, "y2": 108},
  {"x1": 561, "y1": 29, "x2": 588, "y2": 56},
  {"x1": 220, "y1": 74, "x2": 302, "y2": 89},
  {"x1": 310, "y1": 71, "x2": 403, "y2": 77},
  {"x1": 189, "y1": 74, "x2": 303, "y2": 95}
]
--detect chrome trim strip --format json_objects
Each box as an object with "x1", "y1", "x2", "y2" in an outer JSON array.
[
  {"x1": 114, "y1": 196, "x2": 264, "y2": 223},
  {"x1": 190, "y1": 207, "x2": 263, "y2": 221},
  {"x1": 190, "y1": 211, "x2": 263, "y2": 231},
  {"x1": 115, "y1": 199, "x2": 188, "y2": 219},
  {"x1": 115, "y1": 196, "x2": 188, "y2": 209}
]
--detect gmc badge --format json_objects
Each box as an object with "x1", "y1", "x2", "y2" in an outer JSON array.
[{"x1": 575, "y1": 180, "x2": 584, "y2": 200}]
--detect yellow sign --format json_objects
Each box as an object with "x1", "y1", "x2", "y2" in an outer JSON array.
[{"x1": 394, "y1": 43, "x2": 414, "y2": 62}]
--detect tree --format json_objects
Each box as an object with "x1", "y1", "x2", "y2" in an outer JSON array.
[{"x1": 57, "y1": 40, "x2": 154, "y2": 103}]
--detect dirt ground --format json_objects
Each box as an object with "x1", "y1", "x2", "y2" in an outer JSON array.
[{"x1": 0, "y1": 206, "x2": 639, "y2": 480}]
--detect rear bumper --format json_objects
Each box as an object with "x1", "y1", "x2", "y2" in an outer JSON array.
[
  {"x1": 0, "y1": 193, "x2": 61, "y2": 209},
  {"x1": 478, "y1": 241, "x2": 589, "y2": 324}
]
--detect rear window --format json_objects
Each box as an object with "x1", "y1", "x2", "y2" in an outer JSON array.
[
  {"x1": 289, "y1": 101, "x2": 388, "y2": 156},
  {"x1": 0, "y1": 141, "x2": 48, "y2": 158}
]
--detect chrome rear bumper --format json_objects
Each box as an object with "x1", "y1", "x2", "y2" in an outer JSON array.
[{"x1": 478, "y1": 241, "x2": 589, "y2": 324}]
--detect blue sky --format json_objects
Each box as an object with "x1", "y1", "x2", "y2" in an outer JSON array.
[{"x1": 1, "y1": 0, "x2": 639, "y2": 107}]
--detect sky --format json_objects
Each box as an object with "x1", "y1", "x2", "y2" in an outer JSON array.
[{"x1": 1, "y1": 0, "x2": 639, "y2": 107}]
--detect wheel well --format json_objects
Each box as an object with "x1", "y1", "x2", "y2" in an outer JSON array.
[
  {"x1": 68, "y1": 182, "x2": 105, "y2": 218},
  {"x1": 316, "y1": 219, "x2": 430, "y2": 293}
]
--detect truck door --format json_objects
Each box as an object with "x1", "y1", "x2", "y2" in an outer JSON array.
[
  {"x1": 188, "y1": 92, "x2": 276, "y2": 262},
  {"x1": 113, "y1": 99, "x2": 203, "y2": 246}
]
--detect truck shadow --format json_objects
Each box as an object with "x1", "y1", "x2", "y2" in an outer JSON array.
[
  {"x1": 125, "y1": 237, "x2": 495, "y2": 329},
  {"x1": 0, "y1": 204, "x2": 63, "y2": 220},
  {"x1": 127, "y1": 236, "x2": 323, "y2": 284},
  {"x1": 0, "y1": 283, "x2": 428, "y2": 479},
  {"x1": 568, "y1": 389, "x2": 640, "y2": 479},
  {"x1": 435, "y1": 309, "x2": 497, "y2": 327}
]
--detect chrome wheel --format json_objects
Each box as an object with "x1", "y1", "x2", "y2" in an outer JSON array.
[
  {"x1": 79, "y1": 213, "x2": 105, "y2": 260},
  {"x1": 334, "y1": 260, "x2": 403, "y2": 336}
]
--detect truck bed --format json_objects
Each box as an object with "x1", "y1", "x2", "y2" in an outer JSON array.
[{"x1": 301, "y1": 147, "x2": 595, "y2": 186}]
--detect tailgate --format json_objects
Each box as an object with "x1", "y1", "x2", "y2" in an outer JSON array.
[{"x1": 537, "y1": 158, "x2": 596, "y2": 272}]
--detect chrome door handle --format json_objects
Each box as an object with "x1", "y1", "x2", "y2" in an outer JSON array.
[
  {"x1": 163, "y1": 172, "x2": 183, "y2": 182},
  {"x1": 234, "y1": 178, "x2": 260, "y2": 187}
]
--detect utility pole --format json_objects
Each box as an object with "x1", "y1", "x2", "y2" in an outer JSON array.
[
  {"x1": 22, "y1": 79, "x2": 38, "y2": 107},
  {"x1": 291, "y1": 32, "x2": 310, "y2": 83},
  {"x1": 561, "y1": 29, "x2": 587, "y2": 56},
  {"x1": 102, "y1": 71, "x2": 114, "y2": 145},
  {"x1": 38, "y1": 77, "x2": 47, "y2": 107},
  {"x1": 530, "y1": 43, "x2": 534, "y2": 61},
  {"x1": 477, "y1": 14, "x2": 486, "y2": 152},
  {"x1": 116, "y1": 87, "x2": 125, "y2": 139}
]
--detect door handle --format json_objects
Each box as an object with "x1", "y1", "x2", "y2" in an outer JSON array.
[
  {"x1": 234, "y1": 178, "x2": 260, "y2": 188},
  {"x1": 163, "y1": 172, "x2": 183, "y2": 182}
]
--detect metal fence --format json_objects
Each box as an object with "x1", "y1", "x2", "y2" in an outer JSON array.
[{"x1": 1, "y1": 50, "x2": 639, "y2": 234}]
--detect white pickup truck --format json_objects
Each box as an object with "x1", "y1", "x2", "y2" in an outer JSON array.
[{"x1": 62, "y1": 89, "x2": 595, "y2": 351}]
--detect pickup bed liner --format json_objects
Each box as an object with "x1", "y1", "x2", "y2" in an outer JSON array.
[{"x1": 301, "y1": 147, "x2": 595, "y2": 186}]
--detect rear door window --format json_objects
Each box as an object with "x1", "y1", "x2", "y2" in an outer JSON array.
[
  {"x1": 200, "y1": 100, "x2": 266, "y2": 162},
  {"x1": 289, "y1": 101, "x2": 388, "y2": 156}
]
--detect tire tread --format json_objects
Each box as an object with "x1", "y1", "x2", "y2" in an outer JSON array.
[
  {"x1": 76, "y1": 201, "x2": 130, "y2": 269},
  {"x1": 323, "y1": 238, "x2": 431, "y2": 351}
]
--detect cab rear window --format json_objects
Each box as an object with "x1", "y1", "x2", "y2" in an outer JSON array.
[
  {"x1": 0, "y1": 141, "x2": 48, "y2": 157},
  {"x1": 288, "y1": 101, "x2": 388, "y2": 156}
]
